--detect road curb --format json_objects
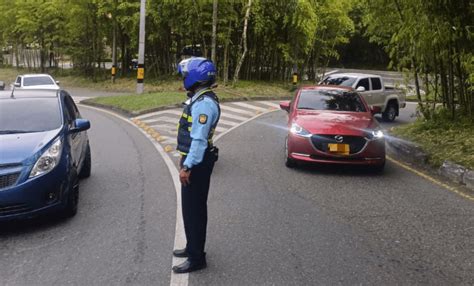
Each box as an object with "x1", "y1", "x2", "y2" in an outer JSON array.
[
  {"x1": 80, "y1": 96, "x2": 291, "y2": 117},
  {"x1": 386, "y1": 136, "x2": 474, "y2": 191}
]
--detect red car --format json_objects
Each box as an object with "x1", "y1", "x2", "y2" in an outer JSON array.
[{"x1": 280, "y1": 86, "x2": 386, "y2": 171}]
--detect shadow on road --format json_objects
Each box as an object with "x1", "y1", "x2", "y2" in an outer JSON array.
[
  {"x1": 0, "y1": 215, "x2": 70, "y2": 237},
  {"x1": 293, "y1": 161, "x2": 387, "y2": 177}
]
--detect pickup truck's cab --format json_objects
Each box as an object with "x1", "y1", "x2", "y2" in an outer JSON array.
[{"x1": 320, "y1": 73, "x2": 406, "y2": 122}]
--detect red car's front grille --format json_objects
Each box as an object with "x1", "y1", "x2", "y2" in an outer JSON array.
[{"x1": 311, "y1": 135, "x2": 367, "y2": 154}]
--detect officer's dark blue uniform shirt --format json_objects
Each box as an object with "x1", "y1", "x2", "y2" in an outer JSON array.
[{"x1": 183, "y1": 89, "x2": 219, "y2": 169}]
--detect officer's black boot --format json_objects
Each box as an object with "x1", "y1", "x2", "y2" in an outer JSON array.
[
  {"x1": 172, "y1": 256, "x2": 207, "y2": 274},
  {"x1": 173, "y1": 248, "x2": 189, "y2": 258}
]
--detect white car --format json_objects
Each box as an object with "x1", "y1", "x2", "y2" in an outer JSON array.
[{"x1": 13, "y1": 74, "x2": 60, "y2": 90}]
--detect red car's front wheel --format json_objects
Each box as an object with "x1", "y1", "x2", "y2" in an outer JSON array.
[{"x1": 285, "y1": 136, "x2": 296, "y2": 168}]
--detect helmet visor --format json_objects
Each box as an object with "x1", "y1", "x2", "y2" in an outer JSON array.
[{"x1": 178, "y1": 59, "x2": 191, "y2": 78}]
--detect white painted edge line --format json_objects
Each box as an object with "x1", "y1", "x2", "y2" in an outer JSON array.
[
  {"x1": 78, "y1": 104, "x2": 189, "y2": 285},
  {"x1": 79, "y1": 102, "x2": 280, "y2": 286}
]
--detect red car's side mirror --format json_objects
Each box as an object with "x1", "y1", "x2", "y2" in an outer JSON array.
[
  {"x1": 280, "y1": 101, "x2": 290, "y2": 112},
  {"x1": 371, "y1": 106, "x2": 382, "y2": 115}
]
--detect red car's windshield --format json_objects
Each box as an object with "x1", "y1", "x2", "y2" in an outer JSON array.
[{"x1": 297, "y1": 90, "x2": 366, "y2": 112}]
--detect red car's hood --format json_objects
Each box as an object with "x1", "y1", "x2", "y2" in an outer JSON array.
[{"x1": 294, "y1": 110, "x2": 377, "y2": 136}]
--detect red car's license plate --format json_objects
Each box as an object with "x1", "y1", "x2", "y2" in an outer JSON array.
[{"x1": 328, "y1": 143, "x2": 350, "y2": 155}]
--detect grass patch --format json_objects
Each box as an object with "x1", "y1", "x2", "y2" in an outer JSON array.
[
  {"x1": 1, "y1": 67, "x2": 293, "y2": 112},
  {"x1": 89, "y1": 80, "x2": 292, "y2": 113},
  {"x1": 90, "y1": 92, "x2": 184, "y2": 111},
  {"x1": 391, "y1": 114, "x2": 474, "y2": 169}
]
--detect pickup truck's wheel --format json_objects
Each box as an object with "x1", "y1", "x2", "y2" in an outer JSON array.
[
  {"x1": 382, "y1": 103, "x2": 398, "y2": 122},
  {"x1": 285, "y1": 137, "x2": 296, "y2": 168}
]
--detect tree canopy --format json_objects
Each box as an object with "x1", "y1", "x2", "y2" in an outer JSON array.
[{"x1": 0, "y1": 0, "x2": 472, "y2": 120}]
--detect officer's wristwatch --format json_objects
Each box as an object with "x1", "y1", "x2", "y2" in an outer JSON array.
[{"x1": 182, "y1": 165, "x2": 191, "y2": 172}]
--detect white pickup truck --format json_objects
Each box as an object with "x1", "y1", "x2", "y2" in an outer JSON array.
[{"x1": 320, "y1": 73, "x2": 406, "y2": 122}]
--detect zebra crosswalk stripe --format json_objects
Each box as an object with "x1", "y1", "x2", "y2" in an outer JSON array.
[
  {"x1": 231, "y1": 101, "x2": 268, "y2": 111},
  {"x1": 220, "y1": 105, "x2": 256, "y2": 116}
]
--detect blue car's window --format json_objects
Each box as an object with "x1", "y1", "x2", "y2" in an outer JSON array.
[
  {"x1": 297, "y1": 90, "x2": 367, "y2": 112},
  {"x1": 0, "y1": 98, "x2": 62, "y2": 134},
  {"x1": 23, "y1": 76, "x2": 54, "y2": 86}
]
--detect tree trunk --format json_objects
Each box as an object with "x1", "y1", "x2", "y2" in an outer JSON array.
[
  {"x1": 233, "y1": 0, "x2": 252, "y2": 86},
  {"x1": 211, "y1": 0, "x2": 218, "y2": 64},
  {"x1": 223, "y1": 21, "x2": 231, "y2": 85},
  {"x1": 192, "y1": 0, "x2": 207, "y2": 57}
]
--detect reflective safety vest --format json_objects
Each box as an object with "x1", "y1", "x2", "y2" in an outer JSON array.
[{"x1": 177, "y1": 89, "x2": 220, "y2": 155}]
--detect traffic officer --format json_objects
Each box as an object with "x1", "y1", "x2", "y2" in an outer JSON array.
[{"x1": 172, "y1": 57, "x2": 220, "y2": 274}]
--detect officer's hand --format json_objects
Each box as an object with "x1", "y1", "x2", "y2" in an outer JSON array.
[{"x1": 179, "y1": 169, "x2": 191, "y2": 186}]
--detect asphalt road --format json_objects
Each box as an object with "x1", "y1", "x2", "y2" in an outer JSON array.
[
  {"x1": 191, "y1": 111, "x2": 474, "y2": 285},
  {"x1": 0, "y1": 106, "x2": 176, "y2": 285},
  {"x1": 1, "y1": 103, "x2": 471, "y2": 286}
]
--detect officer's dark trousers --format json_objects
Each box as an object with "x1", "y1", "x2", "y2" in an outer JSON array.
[{"x1": 180, "y1": 150, "x2": 215, "y2": 262}]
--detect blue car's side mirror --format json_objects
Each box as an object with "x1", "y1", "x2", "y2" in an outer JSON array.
[{"x1": 70, "y1": 119, "x2": 90, "y2": 133}]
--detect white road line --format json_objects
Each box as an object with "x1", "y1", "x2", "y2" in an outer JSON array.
[
  {"x1": 134, "y1": 110, "x2": 167, "y2": 120},
  {"x1": 215, "y1": 118, "x2": 239, "y2": 127},
  {"x1": 220, "y1": 105, "x2": 256, "y2": 116},
  {"x1": 215, "y1": 126, "x2": 227, "y2": 133},
  {"x1": 78, "y1": 104, "x2": 188, "y2": 286},
  {"x1": 72, "y1": 96, "x2": 90, "y2": 104},
  {"x1": 257, "y1": 101, "x2": 281, "y2": 109},
  {"x1": 149, "y1": 121, "x2": 177, "y2": 129},
  {"x1": 219, "y1": 112, "x2": 249, "y2": 122},
  {"x1": 136, "y1": 109, "x2": 183, "y2": 120},
  {"x1": 143, "y1": 116, "x2": 179, "y2": 125},
  {"x1": 158, "y1": 135, "x2": 176, "y2": 145},
  {"x1": 231, "y1": 101, "x2": 268, "y2": 111},
  {"x1": 214, "y1": 109, "x2": 278, "y2": 142}
]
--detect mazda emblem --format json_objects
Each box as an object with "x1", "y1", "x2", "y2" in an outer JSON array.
[{"x1": 334, "y1": 135, "x2": 344, "y2": 143}]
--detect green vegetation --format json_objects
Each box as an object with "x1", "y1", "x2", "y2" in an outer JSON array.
[
  {"x1": 88, "y1": 80, "x2": 292, "y2": 113},
  {"x1": 0, "y1": 0, "x2": 356, "y2": 84},
  {"x1": 89, "y1": 92, "x2": 184, "y2": 112},
  {"x1": 391, "y1": 112, "x2": 474, "y2": 169},
  {"x1": 364, "y1": 0, "x2": 473, "y2": 120}
]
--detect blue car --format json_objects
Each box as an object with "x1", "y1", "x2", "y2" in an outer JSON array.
[{"x1": 0, "y1": 89, "x2": 91, "y2": 221}]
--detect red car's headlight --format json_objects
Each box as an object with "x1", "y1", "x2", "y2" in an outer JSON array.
[{"x1": 290, "y1": 123, "x2": 312, "y2": 138}]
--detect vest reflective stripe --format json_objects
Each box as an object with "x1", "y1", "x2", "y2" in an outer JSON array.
[{"x1": 176, "y1": 89, "x2": 220, "y2": 155}]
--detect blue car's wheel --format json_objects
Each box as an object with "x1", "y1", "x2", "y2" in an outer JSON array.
[
  {"x1": 63, "y1": 175, "x2": 79, "y2": 218},
  {"x1": 79, "y1": 143, "x2": 91, "y2": 179}
]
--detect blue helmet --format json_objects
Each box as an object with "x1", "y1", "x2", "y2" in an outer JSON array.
[{"x1": 178, "y1": 57, "x2": 216, "y2": 90}]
